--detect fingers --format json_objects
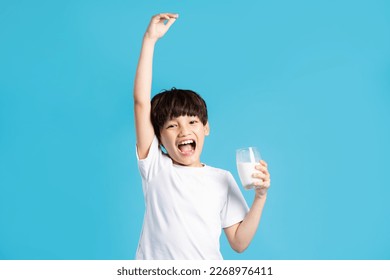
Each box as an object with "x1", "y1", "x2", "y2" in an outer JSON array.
[
  {"x1": 253, "y1": 179, "x2": 271, "y2": 188},
  {"x1": 254, "y1": 161, "x2": 269, "y2": 175},
  {"x1": 153, "y1": 13, "x2": 178, "y2": 29},
  {"x1": 256, "y1": 180, "x2": 271, "y2": 188},
  {"x1": 254, "y1": 174, "x2": 270, "y2": 198},
  {"x1": 146, "y1": 13, "x2": 179, "y2": 41},
  {"x1": 257, "y1": 160, "x2": 267, "y2": 168},
  {"x1": 255, "y1": 161, "x2": 269, "y2": 177},
  {"x1": 152, "y1": 13, "x2": 179, "y2": 22},
  {"x1": 165, "y1": 16, "x2": 177, "y2": 29},
  {"x1": 164, "y1": 13, "x2": 179, "y2": 19},
  {"x1": 253, "y1": 159, "x2": 271, "y2": 189},
  {"x1": 252, "y1": 172, "x2": 269, "y2": 180}
]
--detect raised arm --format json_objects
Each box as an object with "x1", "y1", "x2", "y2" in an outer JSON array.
[{"x1": 134, "y1": 13, "x2": 178, "y2": 159}]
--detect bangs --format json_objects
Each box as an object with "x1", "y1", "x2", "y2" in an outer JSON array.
[{"x1": 166, "y1": 94, "x2": 204, "y2": 121}]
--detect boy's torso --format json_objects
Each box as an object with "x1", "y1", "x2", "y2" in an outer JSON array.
[{"x1": 136, "y1": 137, "x2": 248, "y2": 260}]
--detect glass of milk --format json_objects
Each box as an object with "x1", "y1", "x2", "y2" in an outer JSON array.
[{"x1": 236, "y1": 147, "x2": 262, "y2": 190}]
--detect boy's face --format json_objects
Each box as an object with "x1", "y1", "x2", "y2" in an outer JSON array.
[{"x1": 160, "y1": 115, "x2": 209, "y2": 167}]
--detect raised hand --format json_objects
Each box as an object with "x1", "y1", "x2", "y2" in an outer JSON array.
[{"x1": 144, "y1": 13, "x2": 179, "y2": 42}]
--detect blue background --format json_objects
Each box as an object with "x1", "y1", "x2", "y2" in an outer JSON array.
[{"x1": 1, "y1": 0, "x2": 389, "y2": 260}]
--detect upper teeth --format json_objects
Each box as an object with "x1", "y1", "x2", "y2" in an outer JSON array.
[{"x1": 179, "y1": 140, "x2": 194, "y2": 145}]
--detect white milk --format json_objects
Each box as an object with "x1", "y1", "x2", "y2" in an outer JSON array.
[{"x1": 237, "y1": 162, "x2": 261, "y2": 190}]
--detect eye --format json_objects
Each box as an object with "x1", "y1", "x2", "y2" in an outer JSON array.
[
  {"x1": 166, "y1": 123, "x2": 177, "y2": 129},
  {"x1": 189, "y1": 120, "x2": 199, "y2": 125}
]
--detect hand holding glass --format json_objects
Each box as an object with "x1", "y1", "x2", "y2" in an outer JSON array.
[{"x1": 236, "y1": 147, "x2": 262, "y2": 190}]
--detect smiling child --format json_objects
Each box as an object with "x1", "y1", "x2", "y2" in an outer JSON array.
[{"x1": 133, "y1": 13, "x2": 271, "y2": 260}]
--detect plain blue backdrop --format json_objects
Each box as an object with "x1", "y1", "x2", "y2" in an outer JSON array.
[{"x1": 0, "y1": 0, "x2": 389, "y2": 259}]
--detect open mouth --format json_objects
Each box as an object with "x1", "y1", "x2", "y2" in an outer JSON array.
[{"x1": 177, "y1": 139, "x2": 196, "y2": 155}]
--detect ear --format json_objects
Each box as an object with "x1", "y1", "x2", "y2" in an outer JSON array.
[{"x1": 204, "y1": 122, "x2": 210, "y2": 136}]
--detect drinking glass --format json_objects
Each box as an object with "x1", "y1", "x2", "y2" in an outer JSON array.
[{"x1": 236, "y1": 147, "x2": 262, "y2": 190}]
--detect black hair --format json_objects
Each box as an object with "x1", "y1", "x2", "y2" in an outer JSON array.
[{"x1": 151, "y1": 88, "x2": 208, "y2": 140}]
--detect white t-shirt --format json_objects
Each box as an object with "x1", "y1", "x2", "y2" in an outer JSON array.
[{"x1": 136, "y1": 136, "x2": 249, "y2": 260}]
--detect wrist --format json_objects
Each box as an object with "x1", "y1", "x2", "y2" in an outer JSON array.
[
  {"x1": 143, "y1": 33, "x2": 158, "y2": 44},
  {"x1": 254, "y1": 192, "x2": 267, "y2": 201}
]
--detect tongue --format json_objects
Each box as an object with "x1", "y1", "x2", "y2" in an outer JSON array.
[{"x1": 179, "y1": 144, "x2": 193, "y2": 154}]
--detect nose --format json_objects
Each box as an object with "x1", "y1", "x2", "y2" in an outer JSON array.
[{"x1": 178, "y1": 124, "x2": 191, "y2": 137}]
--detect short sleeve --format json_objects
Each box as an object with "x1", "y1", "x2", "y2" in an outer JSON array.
[
  {"x1": 136, "y1": 136, "x2": 165, "y2": 183},
  {"x1": 221, "y1": 172, "x2": 249, "y2": 228}
]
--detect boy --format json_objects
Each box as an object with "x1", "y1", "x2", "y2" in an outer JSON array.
[{"x1": 134, "y1": 13, "x2": 271, "y2": 260}]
